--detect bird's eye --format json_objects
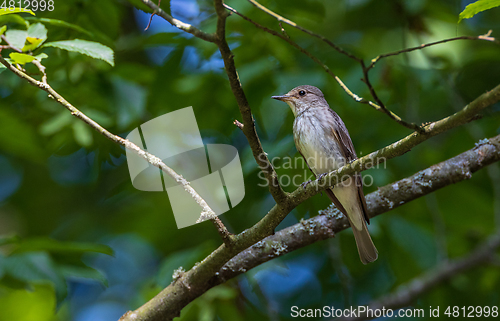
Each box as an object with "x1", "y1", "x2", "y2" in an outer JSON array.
[{"x1": 299, "y1": 90, "x2": 306, "y2": 96}]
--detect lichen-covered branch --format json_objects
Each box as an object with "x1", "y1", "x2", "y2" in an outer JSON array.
[
  {"x1": 337, "y1": 232, "x2": 500, "y2": 321},
  {"x1": 211, "y1": 135, "x2": 500, "y2": 283}
]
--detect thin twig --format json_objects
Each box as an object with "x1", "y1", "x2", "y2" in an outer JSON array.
[
  {"x1": 233, "y1": 119, "x2": 244, "y2": 130},
  {"x1": 368, "y1": 30, "x2": 499, "y2": 70},
  {"x1": 0, "y1": 56, "x2": 234, "y2": 245},
  {"x1": 31, "y1": 59, "x2": 47, "y2": 84},
  {"x1": 144, "y1": 0, "x2": 161, "y2": 31},
  {"x1": 223, "y1": 4, "x2": 363, "y2": 103},
  {"x1": 247, "y1": 0, "x2": 361, "y2": 62},
  {"x1": 278, "y1": 21, "x2": 289, "y2": 38}
]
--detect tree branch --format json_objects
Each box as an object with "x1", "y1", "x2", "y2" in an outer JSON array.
[
  {"x1": 0, "y1": 56, "x2": 233, "y2": 245},
  {"x1": 5, "y1": 17, "x2": 500, "y2": 317},
  {"x1": 337, "y1": 232, "x2": 500, "y2": 321}
]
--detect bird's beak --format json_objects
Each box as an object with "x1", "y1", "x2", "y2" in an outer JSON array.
[{"x1": 272, "y1": 94, "x2": 293, "y2": 102}]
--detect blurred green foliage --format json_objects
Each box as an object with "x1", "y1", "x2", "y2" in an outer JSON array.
[{"x1": 0, "y1": 0, "x2": 499, "y2": 320}]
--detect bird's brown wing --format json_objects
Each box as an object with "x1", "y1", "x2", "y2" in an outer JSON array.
[
  {"x1": 298, "y1": 150, "x2": 314, "y2": 176},
  {"x1": 328, "y1": 109, "x2": 370, "y2": 224}
]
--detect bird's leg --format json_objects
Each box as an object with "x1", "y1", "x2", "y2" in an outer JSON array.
[{"x1": 301, "y1": 172, "x2": 328, "y2": 192}]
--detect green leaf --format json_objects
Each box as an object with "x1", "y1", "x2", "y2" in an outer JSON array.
[
  {"x1": 0, "y1": 63, "x2": 6, "y2": 74},
  {"x1": 22, "y1": 37, "x2": 44, "y2": 51},
  {"x1": 0, "y1": 25, "x2": 6, "y2": 36},
  {"x1": 4, "y1": 29, "x2": 27, "y2": 49},
  {"x1": 43, "y1": 39, "x2": 114, "y2": 66},
  {"x1": 458, "y1": 0, "x2": 500, "y2": 23},
  {"x1": 9, "y1": 52, "x2": 35, "y2": 64},
  {"x1": 0, "y1": 7, "x2": 35, "y2": 16},
  {"x1": 25, "y1": 17, "x2": 95, "y2": 38},
  {"x1": 11, "y1": 237, "x2": 114, "y2": 256},
  {"x1": 22, "y1": 22, "x2": 47, "y2": 51}
]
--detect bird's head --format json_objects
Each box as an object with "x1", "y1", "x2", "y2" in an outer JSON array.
[{"x1": 272, "y1": 85, "x2": 327, "y2": 117}]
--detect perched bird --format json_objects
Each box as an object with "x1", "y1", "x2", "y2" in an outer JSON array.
[{"x1": 272, "y1": 85, "x2": 378, "y2": 264}]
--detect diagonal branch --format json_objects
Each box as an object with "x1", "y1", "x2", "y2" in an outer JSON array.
[{"x1": 0, "y1": 56, "x2": 233, "y2": 245}]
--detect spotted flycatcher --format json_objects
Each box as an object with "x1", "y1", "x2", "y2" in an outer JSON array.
[{"x1": 272, "y1": 85, "x2": 378, "y2": 264}]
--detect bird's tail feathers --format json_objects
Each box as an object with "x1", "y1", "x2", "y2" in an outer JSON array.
[
  {"x1": 350, "y1": 218, "x2": 378, "y2": 264},
  {"x1": 325, "y1": 188, "x2": 378, "y2": 264}
]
